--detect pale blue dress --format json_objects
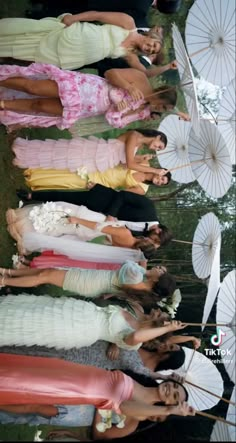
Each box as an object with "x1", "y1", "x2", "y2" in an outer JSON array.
[{"x1": 62, "y1": 260, "x2": 146, "y2": 297}]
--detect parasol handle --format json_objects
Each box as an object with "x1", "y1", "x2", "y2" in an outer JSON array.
[
  {"x1": 196, "y1": 411, "x2": 236, "y2": 427},
  {"x1": 189, "y1": 46, "x2": 210, "y2": 58},
  {"x1": 171, "y1": 239, "x2": 209, "y2": 246},
  {"x1": 144, "y1": 81, "x2": 193, "y2": 101},
  {"x1": 167, "y1": 158, "x2": 212, "y2": 173},
  {"x1": 185, "y1": 381, "x2": 236, "y2": 406},
  {"x1": 185, "y1": 323, "x2": 232, "y2": 327}
]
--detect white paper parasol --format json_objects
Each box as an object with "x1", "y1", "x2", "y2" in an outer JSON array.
[
  {"x1": 188, "y1": 120, "x2": 232, "y2": 198},
  {"x1": 157, "y1": 115, "x2": 195, "y2": 183},
  {"x1": 192, "y1": 212, "x2": 221, "y2": 279},
  {"x1": 217, "y1": 78, "x2": 236, "y2": 164},
  {"x1": 201, "y1": 236, "x2": 221, "y2": 329},
  {"x1": 158, "y1": 346, "x2": 224, "y2": 411},
  {"x1": 185, "y1": 0, "x2": 236, "y2": 86},
  {"x1": 216, "y1": 269, "x2": 236, "y2": 383},
  {"x1": 172, "y1": 23, "x2": 200, "y2": 137},
  {"x1": 211, "y1": 387, "x2": 236, "y2": 441}
]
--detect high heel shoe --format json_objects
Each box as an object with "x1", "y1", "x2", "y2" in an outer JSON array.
[
  {"x1": 0, "y1": 276, "x2": 5, "y2": 289},
  {"x1": 16, "y1": 188, "x2": 31, "y2": 201}
]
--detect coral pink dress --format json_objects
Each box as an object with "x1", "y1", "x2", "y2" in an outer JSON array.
[
  {"x1": 30, "y1": 250, "x2": 121, "y2": 270},
  {"x1": 12, "y1": 136, "x2": 127, "y2": 172},
  {"x1": 0, "y1": 354, "x2": 133, "y2": 413},
  {"x1": 0, "y1": 63, "x2": 150, "y2": 130}
]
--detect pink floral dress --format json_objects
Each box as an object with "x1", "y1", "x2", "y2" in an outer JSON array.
[{"x1": 0, "y1": 63, "x2": 150, "y2": 130}]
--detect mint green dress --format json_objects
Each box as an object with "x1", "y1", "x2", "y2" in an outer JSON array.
[
  {"x1": 0, "y1": 16, "x2": 130, "y2": 69},
  {"x1": 63, "y1": 260, "x2": 146, "y2": 297}
]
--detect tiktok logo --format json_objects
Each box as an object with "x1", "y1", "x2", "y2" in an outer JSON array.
[{"x1": 210, "y1": 328, "x2": 226, "y2": 346}]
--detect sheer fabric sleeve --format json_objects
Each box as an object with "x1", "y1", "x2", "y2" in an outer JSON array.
[
  {"x1": 115, "y1": 330, "x2": 142, "y2": 351},
  {"x1": 118, "y1": 261, "x2": 146, "y2": 285}
]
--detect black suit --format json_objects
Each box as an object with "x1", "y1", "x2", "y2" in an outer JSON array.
[
  {"x1": 28, "y1": 0, "x2": 153, "y2": 27},
  {"x1": 30, "y1": 184, "x2": 158, "y2": 222}
]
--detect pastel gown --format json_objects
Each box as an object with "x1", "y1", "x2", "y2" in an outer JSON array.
[
  {"x1": 6, "y1": 201, "x2": 145, "y2": 263},
  {"x1": 0, "y1": 354, "x2": 134, "y2": 412},
  {"x1": 24, "y1": 165, "x2": 149, "y2": 193},
  {"x1": 12, "y1": 135, "x2": 128, "y2": 172},
  {"x1": 0, "y1": 294, "x2": 142, "y2": 351},
  {"x1": 0, "y1": 17, "x2": 130, "y2": 69},
  {"x1": 0, "y1": 64, "x2": 150, "y2": 130},
  {"x1": 62, "y1": 260, "x2": 146, "y2": 297}
]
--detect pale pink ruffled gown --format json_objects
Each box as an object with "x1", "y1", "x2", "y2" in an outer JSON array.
[
  {"x1": 12, "y1": 135, "x2": 127, "y2": 172},
  {"x1": 0, "y1": 63, "x2": 150, "y2": 130},
  {"x1": 0, "y1": 354, "x2": 133, "y2": 412}
]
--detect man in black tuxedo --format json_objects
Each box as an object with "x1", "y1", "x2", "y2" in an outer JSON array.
[
  {"x1": 28, "y1": 1, "x2": 182, "y2": 27},
  {"x1": 17, "y1": 184, "x2": 158, "y2": 221}
]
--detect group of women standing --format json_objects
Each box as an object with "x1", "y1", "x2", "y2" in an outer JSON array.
[{"x1": 0, "y1": 1, "x2": 199, "y2": 441}]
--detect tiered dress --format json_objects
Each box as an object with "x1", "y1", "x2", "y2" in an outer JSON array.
[
  {"x1": 12, "y1": 136, "x2": 127, "y2": 172},
  {"x1": 0, "y1": 294, "x2": 141, "y2": 351},
  {"x1": 0, "y1": 64, "x2": 150, "y2": 130}
]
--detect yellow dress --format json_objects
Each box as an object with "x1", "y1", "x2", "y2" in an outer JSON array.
[
  {"x1": 0, "y1": 16, "x2": 129, "y2": 69},
  {"x1": 24, "y1": 165, "x2": 149, "y2": 193}
]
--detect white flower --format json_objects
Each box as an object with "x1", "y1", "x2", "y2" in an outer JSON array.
[
  {"x1": 171, "y1": 289, "x2": 182, "y2": 308},
  {"x1": 96, "y1": 410, "x2": 112, "y2": 432},
  {"x1": 34, "y1": 430, "x2": 44, "y2": 442},
  {"x1": 96, "y1": 422, "x2": 107, "y2": 433},
  {"x1": 29, "y1": 203, "x2": 71, "y2": 234},
  {"x1": 77, "y1": 166, "x2": 88, "y2": 180},
  {"x1": 116, "y1": 415, "x2": 126, "y2": 428},
  {"x1": 157, "y1": 301, "x2": 166, "y2": 308},
  {"x1": 166, "y1": 306, "x2": 176, "y2": 318},
  {"x1": 12, "y1": 253, "x2": 20, "y2": 268},
  {"x1": 18, "y1": 200, "x2": 24, "y2": 208}
]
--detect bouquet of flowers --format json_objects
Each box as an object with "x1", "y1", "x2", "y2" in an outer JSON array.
[
  {"x1": 29, "y1": 202, "x2": 72, "y2": 234},
  {"x1": 96, "y1": 409, "x2": 126, "y2": 433},
  {"x1": 157, "y1": 289, "x2": 182, "y2": 318}
]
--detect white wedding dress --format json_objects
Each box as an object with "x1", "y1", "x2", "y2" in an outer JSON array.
[{"x1": 7, "y1": 202, "x2": 144, "y2": 263}]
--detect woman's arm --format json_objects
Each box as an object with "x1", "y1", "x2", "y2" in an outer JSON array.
[
  {"x1": 124, "y1": 131, "x2": 162, "y2": 173},
  {"x1": 167, "y1": 335, "x2": 201, "y2": 349},
  {"x1": 146, "y1": 60, "x2": 178, "y2": 79},
  {"x1": 124, "y1": 321, "x2": 188, "y2": 346},
  {"x1": 124, "y1": 54, "x2": 148, "y2": 73},
  {"x1": 62, "y1": 11, "x2": 135, "y2": 29},
  {"x1": 0, "y1": 405, "x2": 58, "y2": 417},
  {"x1": 67, "y1": 217, "x2": 130, "y2": 239},
  {"x1": 104, "y1": 69, "x2": 147, "y2": 101},
  {"x1": 92, "y1": 409, "x2": 138, "y2": 440},
  {"x1": 120, "y1": 400, "x2": 195, "y2": 419}
]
